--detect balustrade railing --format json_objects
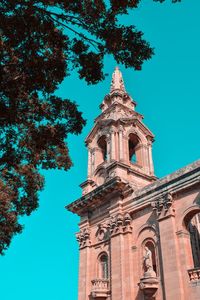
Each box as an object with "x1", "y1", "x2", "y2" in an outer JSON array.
[
  {"x1": 188, "y1": 267, "x2": 200, "y2": 281},
  {"x1": 91, "y1": 278, "x2": 109, "y2": 291}
]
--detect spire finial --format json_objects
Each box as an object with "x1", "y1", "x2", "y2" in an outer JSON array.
[{"x1": 110, "y1": 66, "x2": 126, "y2": 93}]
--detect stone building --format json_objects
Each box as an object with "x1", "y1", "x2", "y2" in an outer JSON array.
[{"x1": 66, "y1": 67, "x2": 200, "y2": 300}]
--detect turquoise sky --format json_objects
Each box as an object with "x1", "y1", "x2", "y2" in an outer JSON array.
[{"x1": 0, "y1": 1, "x2": 200, "y2": 300}]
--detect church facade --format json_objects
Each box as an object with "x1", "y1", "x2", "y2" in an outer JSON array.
[{"x1": 67, "y1": 68, "x2": 200, "y2": 300}]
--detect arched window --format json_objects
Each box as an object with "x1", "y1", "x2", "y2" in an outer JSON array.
[
  {"x1": 187, "y1": 213, "x2": 200, "y2": 268},
  {"x1": 99, "y1": 253, "x2": 109, "y2": 279},
  {"x1": 128, "y1": 133, "x2": 139, "y2": 164},
  {"x1": 97, "y1": 135, "x2": 107, "y2": 163},
  {"x1": 144, "y1": 241, "x2": 157, "y2": 275}
]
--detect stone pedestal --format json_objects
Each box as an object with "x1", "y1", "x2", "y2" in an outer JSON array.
[{"x1": 139, "y1": 276, "x2": 159, "y2": 300}]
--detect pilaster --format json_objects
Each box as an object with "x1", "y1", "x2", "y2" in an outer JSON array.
[
  {"x1": 110, "y1": 127, "x2": 116, "y2": 161},
  {"x1": 147, "y1": 141, "x2": 154, "y2": 176},
  {"x1": 119, "y1": 126, "x2": 124, "y2": 162},
  {"x1": 76, "y1": 226, "x2": 91, "y2": 300},
  {"x1": 109, "y1": 212, "x2": 134, "y2": 300},
  {"x1": 153, "y1": 193, "x2": 185, "y2": 300}
]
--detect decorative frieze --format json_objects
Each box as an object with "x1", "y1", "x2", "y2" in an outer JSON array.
[{"x1": 76, "y1": 227, "x2": 91, "y2": 249}]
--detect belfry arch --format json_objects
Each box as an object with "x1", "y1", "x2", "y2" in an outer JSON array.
[
  {"x1": 128, "y1": 133, "x2": 140, "y2": 164},
  {"x1": 97, "y1": 135, "x2": 107, "y2": 164}
]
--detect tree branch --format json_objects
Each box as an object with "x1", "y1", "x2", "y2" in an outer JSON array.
[{"x1": 35, "y1": 6, "x2": 102, "y2": 51}]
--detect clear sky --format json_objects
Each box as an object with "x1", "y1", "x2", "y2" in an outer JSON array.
[{"x1": 0, "y1": 1, "x2": 200, "y2": 300}]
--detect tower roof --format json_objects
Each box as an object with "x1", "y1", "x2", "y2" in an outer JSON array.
[
  {"x1": 110, "y1": 66, "x2": 126, "y2": 93},
  {"x1": 100, "y1": 66, "x2": 136, "y2": 112}
]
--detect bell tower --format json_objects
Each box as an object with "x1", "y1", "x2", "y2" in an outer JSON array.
[{"x1": 81, "y1": 67, "x2": 156, "y2": 196}]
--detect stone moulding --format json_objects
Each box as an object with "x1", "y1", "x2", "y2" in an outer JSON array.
[
  {"x1": 66, "y1": 176, "x2": 133, "y2": 216},
  {"x1": 66, "y1": 160, "x2": 200, "y2": 219},
  {"x1": 124, "y1": 160, "x2": 200, "y2": 213}
]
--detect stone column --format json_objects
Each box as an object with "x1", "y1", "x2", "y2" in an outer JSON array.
[
  {"x1": 87, "y1": 147, "x2": 92, "y2": 178},
  {"x1": 91, "y1": 150, "x2": 95, "y2": 175},
  {"x1": 147, "y1": 141, "x2": 154, "y2": 176},
  {"x1": 110, "y1": 127, "x2": 116, "y2": 161},
  {"x1": 124, "y1": 135, "x2": 129, "y2": 163},
  {"x1": 106, "y1": 134, "x2": 111, "y2": 163},
  {"x1": 153, "y1": 194, "x2": 185, "y2": 300},
  {"x1": 119, "y1": 126, "x2": 124, "y2": 161},
  {"x1": 142, "y1": 145, "x2": 149, "y2": 173},
  {"x1": 94, "y1": 146, "x2": 103, "y2": 168},
  {"x1": 135, "y1": 144, "x2": 142, "y2": 165}
]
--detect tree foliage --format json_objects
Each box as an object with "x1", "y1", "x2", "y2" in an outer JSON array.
[{"x1": 0, "y1": 0, "x2": 180, "y2": 254}]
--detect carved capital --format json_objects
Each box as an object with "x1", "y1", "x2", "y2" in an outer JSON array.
[
  {"x1": 152, "y1": 192, "x2": 175, "y2": 219},
  {"x1": 110, "y1": 212, "x2": 132, "y2": 236},
  {"x1": 76, "y1": 227, "x2": 91, "y2": 249},
  {"x1": 124, "y1": 212, "x2": 133, "y2": 233},
  {"x1": 106, "y1": 133, "x2": 111, "y2": 143},
  {"x1": 110, "y1": 127, "x2": 116, "y2": 134}
]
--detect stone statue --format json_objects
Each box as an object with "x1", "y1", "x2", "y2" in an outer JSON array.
[
  {"x1": 143, "y1": 246, "x2": 156, "y2": 277},
  {"x1": 144, "y1": 246, "x2": 153, "y2": 271}
]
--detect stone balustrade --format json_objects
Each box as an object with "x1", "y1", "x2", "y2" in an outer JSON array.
[
  {"x1": 188, "y1": 267, "x2": 200, "y2": 281},
  {"x1": 91, "y1": 278, "x2": 109, "y2": 291}
]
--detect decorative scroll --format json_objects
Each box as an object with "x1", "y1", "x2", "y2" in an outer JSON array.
[{"x1": 96, "y1": 223, "x2": 109, "y2": 242}]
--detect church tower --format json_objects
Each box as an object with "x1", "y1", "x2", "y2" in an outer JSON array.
[
  {"x1": 82, "y1": 66, "x2": 156, "y2": 196},
  {"x1": 67, "y1": 68, "x2": 200, "y2": 300}
]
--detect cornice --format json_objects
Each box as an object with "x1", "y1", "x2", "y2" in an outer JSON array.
[
  {"x1": 66, "y1": 177, "x2": 133, "y2": 216},
  {"x1": 125, "y1": 160, "x2": 200, "y2": 213},
  {"x1": 85, "y1": 113, "x2": 154, "y2": 145},
  {"x1": 66, "y1": 160, "x2": 200, "y2": 217}
]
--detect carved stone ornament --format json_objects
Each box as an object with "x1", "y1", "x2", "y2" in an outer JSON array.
[
  {"x1": 151, "y1": 192, "x2": 175, "y2": 218},
  {"x1": 110, "y1": 212, "x2": 132, "y2": 236},
  {"x1": 76, "y1": 227, "x2": 91, "y2": 249},
  {"x1": 96, "y1": 223, "x2": 109, "y2": 242},
  {"x1": 143, "y1": 246, "x2": 156, "y2": 278},
  {"x1": 109, "y1": 170, "x2": 116, "y2": 178}
]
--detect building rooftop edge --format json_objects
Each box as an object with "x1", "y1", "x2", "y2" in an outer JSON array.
[{"x1": 66, "y1": 159, "x2": 200, "y2": 215}]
